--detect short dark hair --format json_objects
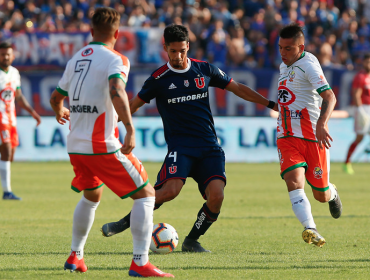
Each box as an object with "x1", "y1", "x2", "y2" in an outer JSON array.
[
  {"x1": 364, "y1": 53, "x2": 370, "y2": 60},
  {"x1": 279, "y1": 23, "x2": 304, "y2": 40},
  {"x1": 91, "y1": 7, "x2": 120, "y2": 34},
  {"x1": 0, "y1": 41, "x2": 12, "y2": 49},
  {"x1": 164, "y1": 24, "x2": 189, "y2": 45}
]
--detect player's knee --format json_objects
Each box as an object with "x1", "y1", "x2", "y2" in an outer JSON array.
[
  {"x1": 207, "y1": 191, "x2": 224, "y2": 207},
  {"x1": 313, "y1": 191, "x2": 330, "y2": 203}
]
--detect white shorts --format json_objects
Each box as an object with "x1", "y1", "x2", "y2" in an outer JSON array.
[{"x1": 354, "y1": 105, "x2": 370, "y2": 135}]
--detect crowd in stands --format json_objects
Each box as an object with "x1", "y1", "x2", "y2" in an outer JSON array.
[{"x1": 0, "y1": 0, "x2": 369, "y2": 70}]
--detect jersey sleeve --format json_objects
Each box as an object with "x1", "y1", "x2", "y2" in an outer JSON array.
[
  {"x1": 208, "y1": 63, "x2": 232, "y2": 89},
  {"x1": 56, "y1": 60, "x2": 72, "y2": 96},
  {"x1": 305, "y1": 62, "x2": 331, "y2": 94},
  {"x1": 352, "y1": 73, "x2": 363, "y2": 89},
  {"x1": 108, "y1": 55, "x2": 130, "y2": 85},
  {"x1": 138, "y1": 76, "x2": 157, "y2": 103},
  {"x1": 14, "y1": 69, "x2": 21, "y2": 89}
]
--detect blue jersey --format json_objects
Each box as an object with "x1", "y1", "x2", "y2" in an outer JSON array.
[{"x1": 138, "y1": 58, "x2": 232, "y2": 149}]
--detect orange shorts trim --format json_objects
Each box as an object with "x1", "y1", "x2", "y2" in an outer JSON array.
[
  {"x1": 69, "y1": 151, "x2": 149, "y2": 198},
  {"x1": 0, "y1": 125, "x2": 19, "y2": 148},
  {"x1": 277, "y1": 137, "x2": 330, "y2": 191}
]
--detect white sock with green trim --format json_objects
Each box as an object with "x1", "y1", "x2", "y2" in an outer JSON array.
[
  {"x1": 328, "y1": 183, "x2": 337, "y2": 202},
  {"x1": 289, "y1": 189, "x2": 316, "y2": 229},
  {"x1": 0, "y1": 160, "x2": 11, "y2": 193},
  {"x1": 71, "y1": 195, "x2": 100, "y2": 259}
]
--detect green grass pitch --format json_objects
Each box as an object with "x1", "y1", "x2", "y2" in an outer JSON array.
[{"x1": 1, "y1": 161, "x2": 370, "y2": 279}]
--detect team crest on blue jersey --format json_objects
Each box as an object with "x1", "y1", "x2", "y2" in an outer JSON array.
[
  {"x1": 194, "y1": 77, "x2": 205, "y2": 89},
  {"x1": 82, "y1": 48, "x2": 93, "y2": 57},
  {"x1": 184, "y1": 80, "x2": 189, "y2": 87},
  {"x1": 169, "y1": 165, "x2": 177, "y2": 174}
]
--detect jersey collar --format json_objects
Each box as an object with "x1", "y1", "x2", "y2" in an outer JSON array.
[
  {"x1": 0, "y1": 67, "x2": 9, "y2": 74},
  {"x1": 167, "y1": 58, "x2": 191, "y2": 73},
  {"x1": 287, "y1": 51, "x2": 306, "y2": 68},
  {"x1": 89, "y1": 42, "x2": 108, "y2": 46}
]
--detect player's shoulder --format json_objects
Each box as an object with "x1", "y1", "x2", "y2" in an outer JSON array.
[
  {"x1": 75, "y1": 43, "x2": 129, "y2": 66},
  {"x1": 7, "y1": 65, "x2": 20, "y2": 75},
  {"x1": 151, "y1": 63, "x2": 170, "y2": 79},
  {"x1": 299, "y1": 52, "x2": 320, "y2": 67}
]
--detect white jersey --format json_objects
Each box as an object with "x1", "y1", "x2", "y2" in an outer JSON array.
[
  {"x1": 57, "y1": 42, "x2": 130, "y2": 154},
  {"x1": 0, "y1": 66, "x2": 20, "y2": 127},
  {"x1": 276, "y1": 52, "x2": 331, "y2": 141}
]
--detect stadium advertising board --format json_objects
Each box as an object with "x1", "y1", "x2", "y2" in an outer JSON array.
[
  {"x1": 17, "y1": 68, "x2": 355, "y2": 120},
  {"x1": 15, "y1": 117, "x2": 369, "y2": 162}
]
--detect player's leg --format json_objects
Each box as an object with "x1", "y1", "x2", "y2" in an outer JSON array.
[
  {"x1": 0, "y1": 137, "x2": 20, "y2": 200},
  {"x1": 343, "y1": 134, "x2": 363, "y2": 174},
  {"x1": 128, "y1": 184, "x2": 173, "y2": 277},
  {"x1": 182, "y1": 146, "x2": 226, "y2": 253},
  {"x1": 92, "y1": 151, "x2": 173, "y2": 277},
  {"x1": 306, "y1": 144, "x2": 342, "y2": 219},
  {"x1": 101, "y1": 148, "x2": 190, "y2": 237},
  {"x1": 278, "y1": 138, "x2": 325, "y2": 247},
  {"x1": 101, "y1": 178, "x2": 184, "y2": 237},
  {"x1": 64, "y1": 154, "x2": 104, "y2": 273}
]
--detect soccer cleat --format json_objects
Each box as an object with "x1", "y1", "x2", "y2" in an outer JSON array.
[
  {"x1": 64, "y1": 251, "x2": 87, "y2": 273},
  {"x1": 181, "y1": 237, "x2": 211, "y2": 253},
  {"x1": 3, "y1": 192, "x2": 21, "y2": 200},
  {"x1": 329, "y1": 184, "x2": 342, "y2": 219},
  {"x1": 342, "y1": 163, "x2": 354, "y2": 174},
  {"x1": 302, "y1": 228, "x2": 326, "y2": 248},
  {"x1": 101, "y1": 217, "x2": 129, "y2": 237},
  {"x1": 128, "y1": 260, "x2": 174, "y2": 277}
]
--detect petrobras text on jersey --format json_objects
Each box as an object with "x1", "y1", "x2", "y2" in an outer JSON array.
[
  {"x1": 168, "y1": 92, "x2": 208, "y2": 104},
  {"x1": 14, "y1": 116, "x2": 366, "y2": 162}
]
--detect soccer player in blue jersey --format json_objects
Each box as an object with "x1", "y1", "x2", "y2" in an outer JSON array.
[{"x1": 101, "y1": 24, "x2": 278, "y2": 252}]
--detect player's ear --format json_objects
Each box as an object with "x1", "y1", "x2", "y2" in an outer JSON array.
[
  {"x1": 299, "y1": 44, "x2": 305, "y2": 53},
  {"x1": 187, "y1": 42, "x2": 189, "y2": 51},
  {"x1": 90, "y1": 28, "x2": 94, "y2": 37},
  {"x1": 163, "y1": 44, "x2": 168, "y2": 52},
  {"x1": 114, "y1": 29, "x2": 119, "y2": 39}
]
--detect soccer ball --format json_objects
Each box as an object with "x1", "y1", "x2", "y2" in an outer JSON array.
[{"x1": 150, "y1": 223, "x2": 179, "y2": 254}]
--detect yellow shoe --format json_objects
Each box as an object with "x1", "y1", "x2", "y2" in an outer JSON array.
[
  {"x1": 302, "y1": 228, "x2": 326, "y2": 248},
  {"x1": 342, "y1": 163, "x2": 354, "y2": 174}
]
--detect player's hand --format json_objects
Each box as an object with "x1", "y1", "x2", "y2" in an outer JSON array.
[
  {"x1": 316, "y1": 120, "x2": 333, "y2": 149},
  {"x1": 121, "y1": 131, "x2": 135, "y2": 154},
  {"x1": 31, "y1": 110, "x2": 42, "y2": 126},
  {"x1": 55, "y1": 107, "x2": 70, "y2": 125}
]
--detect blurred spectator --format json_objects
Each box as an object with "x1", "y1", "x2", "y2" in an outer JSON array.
[
  {"x1": 206, "y1": 31, "x2": 228, "y2": 68},
  {"x1": 0, "y1": 0, "x2": 368, "y2": 70}
]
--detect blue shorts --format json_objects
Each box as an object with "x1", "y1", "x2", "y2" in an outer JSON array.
[{"x1": 154, "y1": 146, "x2": 226, "y2": 199}]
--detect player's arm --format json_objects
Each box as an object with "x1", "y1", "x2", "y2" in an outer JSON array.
[
  {"x1": 109, "y1": 77, "x2": 135, "y2": 154},
  {"x1": 15, "y1": 88, "x2": 41, "y2": 126},
  {"x1": 129, "y1": 95, "x2": 145, "y2": 114},
  {"x1": 50, "y1": 90, "x2": 70, "y2": 125},
  {"x1": 226, "y1": 80, "x2": 278, "y2": 111},
  {"x1": 316, "y1": 89, "x2": 336, "y2": 149}
]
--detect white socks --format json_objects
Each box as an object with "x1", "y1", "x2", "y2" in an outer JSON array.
[
  {"x1": 130, "y1": 196, "x2": 155, "y2": 266},
  {"x1": 328, "y1": 183, "x2": 337, "y2": 202},
  {"x1": 0, "y1": 160, "x2": 11, "y2": 192},
  {"x1": 71, "y1": 195, "x2": 100, "y2": 259},
  {"x1": 289, "y1": 189, "x2": 316, "y2": 229}
]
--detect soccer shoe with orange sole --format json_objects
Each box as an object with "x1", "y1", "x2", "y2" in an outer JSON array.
[
  {"x1": 302, "y1": 228, "x2": 326, "y2": 248},
  {"x1": 64, "y1": 251, "x2": 88, "y2": 273},
  {"x1": 128, "y1": 260, "x2": 174, "y2": 278}
]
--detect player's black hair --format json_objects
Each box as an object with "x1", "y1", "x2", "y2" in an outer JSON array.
[
  {"x1": 364, "y1": 53, "x2": 370, "y2": 60},
  {"x1": 164, "y1": 24, "x2": 189, "y2": 45},
  {"x1": 0, "y1": 41, "x2": 12, "y2": 49},
  {"x1": 279, "y1": 23, "x2": 304, "y2": 40}
]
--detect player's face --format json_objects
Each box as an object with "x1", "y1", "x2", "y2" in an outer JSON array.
[
  {"x1": 0, "y1": 47, "x2": 14, "y2": 70},
  {"x1": 164, "y1": 41, "x2": 189, "y2": 70},
  {"x1": 363, "y1": 58, "x2": 370, "y2": 73},
  {"x1": 278, "y1": 37, "x2": 304, "y2": 66}
]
